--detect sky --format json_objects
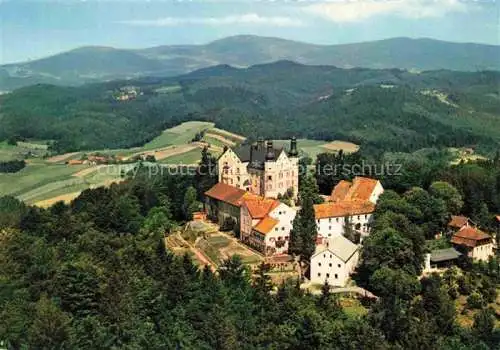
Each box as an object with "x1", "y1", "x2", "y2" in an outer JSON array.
[{"x1": 1, "y1": 0, "x2": 499, "y2": 64}]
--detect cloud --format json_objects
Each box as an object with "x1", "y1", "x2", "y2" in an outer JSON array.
[
  {"x1": 119, "y1": 13, "x2": 304, "y2": 27},
  {"x1": 303, "y1": 0, "x2": 469, "y2": 23}
]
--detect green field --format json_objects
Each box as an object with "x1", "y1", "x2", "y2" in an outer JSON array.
[
  {"x1": 0, "y1": 163, "x2": 86, "y2": 197},
  {"x1": 143, "y1": 121, "x2": 215, "y2": 150},
  {"x1": 159, "y1": 148, "x2": 202, "y2": 165},
  {"x1": 154, "y1": 85, "x2": 182, "y2": 94},
  {"x1": 273, "y1": 139, "x2": 359, "y2": 161},
  {"x1": 0, "y1": 122, "x2": 229, "y2": 206},
  {"x1": 0, "y1": 141, "x2": 49, "y2": 161}
]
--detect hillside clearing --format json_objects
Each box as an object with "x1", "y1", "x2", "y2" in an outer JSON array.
[
  {"x1": 209, "y1": 127, "x2": 246, "y2": 142},
  {"x1": 321, "y1": 141, "x2": 360, "y2": 154}
]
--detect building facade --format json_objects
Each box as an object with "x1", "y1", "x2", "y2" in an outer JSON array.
[
  {"x1": 314, "y1": 177, "x2": 384, "y2": 241},
  {"x1": 243, "y1": 201, "x2": 297, "y2": 256},
  {"x1": 310, "y1": 235, "x2": 359, "y2": 287},
  {"x1": 451, "y1": 226, "x2": 494, "y2": 261},
  {"x1": 218, "y1": 137, "x2": 299, "y2": 199}
]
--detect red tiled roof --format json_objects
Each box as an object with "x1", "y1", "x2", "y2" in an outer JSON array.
[
  {"x1": 253, "y1": 216, "x2": 279, "y2": 234},
  {"x1": 448, "y1": 215, "x2": 470, "y2": 229},
  {"x1": 451, "y1": 226, "x2": 491, "y2": 248},
  {"x1": 329, "y1": 177, "x2": 379, "y2": 203},
  {"x1": 243, "y1": 198, "x2": 280, "y2": 219},
  {"x1": 204, "y1": 183, "x2": 247, "y2": 207},
  {"x1": 344, "y1": 177, "x2": 379, "y2": 202},
  {"x1": 330, "y1": 180, "x2": 352, "y2": 202},
  {"x1": 314, "y1": 201, "x2": 375, "y2": 219}
]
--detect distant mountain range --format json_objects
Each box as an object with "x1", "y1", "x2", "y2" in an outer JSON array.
[{"x1": 1, "y1": 35, "x2": 499, "y2": 91}]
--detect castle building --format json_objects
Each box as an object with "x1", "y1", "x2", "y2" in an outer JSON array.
[{"x1": 217, "y1": 137, "x2": 299, "y2": 199}]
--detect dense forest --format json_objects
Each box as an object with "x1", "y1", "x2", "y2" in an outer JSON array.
[
  {"x1": 0, "y1": 62, "x2": 499, "y2": 156},
  {"x1": 1, "y1": 152, "x2": 499, "y2": 349}
]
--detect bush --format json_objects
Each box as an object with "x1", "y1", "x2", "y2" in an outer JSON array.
[
  {"x1": 467, "y1": 292, "x2": 485, "y2": 309},
  {"x1": 458, "y1": 275, "x2": 473, "y2": 295}
]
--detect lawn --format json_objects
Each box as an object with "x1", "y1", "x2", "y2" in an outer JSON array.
[{"x1": 207, "y1": 235, "x2": 231, "y2": 249}]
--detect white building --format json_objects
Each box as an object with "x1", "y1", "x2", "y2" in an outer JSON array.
[
  {"x1": 314, "y1": 177, "x2": 384, "y2": 241},
  {"x1": 451, "y1": 226, "x2": 495, "y2": 261},
  {"x1": 243, "y1": 200, "x2": 297, "y2": 256},
  {"x1": 310, "y1": 235, "x2": 359, "y2": 287}
]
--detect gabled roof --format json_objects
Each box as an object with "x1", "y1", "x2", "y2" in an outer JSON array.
[
  {"x1": 314, "y1": 201, "x2": 375, "y2": 219},
  {"x1": 430, "y1": 248, "x2": 462, "y2": 262},
  {"x1": 451, "y1": 226, "x2": 491, "y2": 248},
  {"x1": 312, "y1": 235, "x2": 358, "y2": 263},
  {"x1": 448, "y1": 215, "x2": 470, "y2": 229},
  {"x1": 243, "y1": 198, "x2": 280, "y2": 219},
  {"x1": 204, "y1": 183, "x2": 247, "y2": 207},
  {"x1": 344, "y1": 177, "x2": 379, "y2": 202},
  {"x1": 330, "y1": 180, "x2": 352, "y2": 202},
  {"x1": 253, "y1": 216, "x2": 279, "y2": 234},
  {"x1": 329, "y1": 176, "x2": 380, "y2": 203}
]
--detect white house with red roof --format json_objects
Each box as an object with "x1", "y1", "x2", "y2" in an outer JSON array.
[
  {"x1": 242, "y1": 199, "x2": 297, "y2": 256},
  {"x1": 314, "y1": 177, "x2": 384, "y2": 241},
  {"x1": 451, "y1": 226, "x2": 494, "y2": 261}
]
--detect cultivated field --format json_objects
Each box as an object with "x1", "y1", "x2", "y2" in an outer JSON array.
[
  {"x1": 0, "y1": 122, "x2": 244, "y2": 207},
  {"x1": 273, "y1": 139, "x2": 360, "y2": 161}
]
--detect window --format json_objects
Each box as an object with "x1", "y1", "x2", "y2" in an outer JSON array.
[
  {"x1": 275, "y1": 228, "x2": 278, "y2": 231},
  {"x1": 337, "y1": 264, "x2": 341, "y2": 268},
  {"x1": 317, "y1": 273, "x2": 321, "y2": 277},
  {"x1": 365, "y1": 215, "x2": 368, "y2": 219},
  {"x1": 323, "y1": 254, "x2": 326, "y2": 258},
  {"x1": 329, "y1": 226, "x2": 331, "y2": 230},
  {"x1": 334, "y1": 274, "x2": 338, "y2": 279},
  {"x1": 329, "y1": 218, "x2": 331, "y2": 223},
  {"x1": 318, "y1": 262, "x2": 322, "y2": 267},
  {"x1": 268, "y1": 175, "x2": 272, "y2": 180},
  {"x1": 336, "y1": 218, "x2": 339, "y2": 223},
  {"x1": 326, "y1": 273, "x2": 330, "y2": 278},
  {"x1": 329, "y1": 263, "x2": 332, "y2": 267},
  {"x1": 282, "y1": 227, "x2": 285, "y2": 231},
  {"x1": 330, "y1": 255, "x2": 332, "y2": 258}
]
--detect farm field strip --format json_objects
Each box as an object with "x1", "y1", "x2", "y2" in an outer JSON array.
[
  {"x1": 203, "y1": 132, "x2": 236, "y2": 146},
  {"x1": 209, "y1": 127, "x2": 246, "y2": 142}
]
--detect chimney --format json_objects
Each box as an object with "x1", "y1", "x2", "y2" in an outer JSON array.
[
  {"x1": 289, "y1": 136, "x2": 298, "y2": 157},
  {"x1": 257, "y1": 137, "x2": 265, "y2": 150},
  {"x1": 265, "y1": 140, "x2": 275, "y2": 161}
]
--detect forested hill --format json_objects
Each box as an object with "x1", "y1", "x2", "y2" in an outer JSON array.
[
  {"x1": 0, "y1": 62, "x2": 499, "y2": 155},
  {"x1": 1, "y1": 35, "x2": 499, "y2": 91}
]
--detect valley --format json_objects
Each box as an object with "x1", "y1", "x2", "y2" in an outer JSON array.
[{"x1": 0, "y1": 121, "x2": 358, "y2": 207}]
